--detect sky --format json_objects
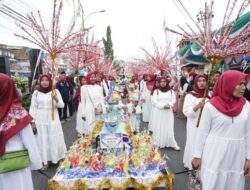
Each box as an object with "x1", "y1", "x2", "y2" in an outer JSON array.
[{"x1": 0, "y1": 0, "x2": 248, "y2": 61}]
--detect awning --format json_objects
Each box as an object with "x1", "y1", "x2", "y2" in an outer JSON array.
[{"x1": 176, "y1": 11, "x2": 250, "y2": 65}]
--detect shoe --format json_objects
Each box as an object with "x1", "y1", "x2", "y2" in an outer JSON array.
[
  {"x1": 61, "y1": 120, "x2": 66, "y2": 124},
  {"x1": 66, "y1": 118, "x2": 71, "y2": 121},
  {"x1": 41, "y1": 164, "x2": 49, "y2": 171},
  {"x1": 173, "y1": 146, "x2": 181, "y2": 151}
]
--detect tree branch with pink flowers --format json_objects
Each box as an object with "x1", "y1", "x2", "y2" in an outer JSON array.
[{"x1": 15, "y1": 0, "x2": 88, "y2": 119}]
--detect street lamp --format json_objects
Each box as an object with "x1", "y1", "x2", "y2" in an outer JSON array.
[
  {"x1": 84, "y1": 10, "x2": 106, "y2": 22},
  {"x1": 80, "y1": 8, "x2": 106, "y2": 28}
]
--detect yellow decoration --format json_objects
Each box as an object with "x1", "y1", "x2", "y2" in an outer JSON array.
[
  {"x1": 48, "y1": 173, "x2": 174, "y2": 190},
  {"x1": 154, "y1": 151, "x2": 161, "y2": 164},
  {"x1": 79, "y1": 157, "x2": 88, "y2": 167},
  {"x1": 92, "y1": 121, "x2": 104, "y2": 139},
  {"x1": 131, "y1": 135, "x2": 139, "y2": 149},
  {"x1": 73, "y1": 180, "x2": 88, "y2": 190},
  {"x1": 124, "y1": 120, "x2": 132, "y2": 137},
  {"x1": 123, "y1": 158, "x2": 129, "y2": 176},
  {"x1": 106, "y1": 156, "x2": 115, "y2": 168},
  {"x1": 96, "y1": 178, "x2": 114, "y2": 190},
  {"x1": 109, "y1": 91, "x2": 121, "y2": 103},
  {"x1": 48, "y1": 179, "x2": 88, "y2": 190},
  {"x1": 131, "y1": 153, "x2": 139, "y2": 169},
  {"x1": 50, "y1": 52, "x2": 57, "y2": 61},
  {"x1": 92, "y1": 120, "x2": 132, "y2": 139},
  {"x1": 205, "y1": 54, "x2": 224, "y2": 65}
]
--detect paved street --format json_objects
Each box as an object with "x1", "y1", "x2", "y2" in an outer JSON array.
[{"x1": 32, "y1": 114, "x2": 250, "y2": 190}]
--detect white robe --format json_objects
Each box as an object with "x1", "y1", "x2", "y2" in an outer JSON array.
[
  {"x1": 139, "y1": 80, "x2": 145, "y2": 105},
  {"x1": 194, "y1": 102, "x2": 250, "y2": 190},
  {"x1": 139, "y1": 80, "x2": 146, "y2": 93},
  {"x1": 76, "y1": 98, "x2": 87, "y2": 135},
  {"x1": 151, "y1": 90, "x2": 178, "y2": 148},
  {"x1": 148, "y1": 94, "x2": 156, "y2": 132},
  {"x1": 182, "y1": 94, "x2": 203, "y2": 169},
  {"x1": 29, "y1": 90, "x2": 67, "y2": 164},
  {"x1": 0, "y1": 125, "x2": 42, "y2": 190},
  {"x1": 126, "y1": 103, "x2": 140, "y2": 132},
  {"x1": 127, "y1": 91, "x2": 141, "y2": 132},
  {"x1": 141, "y1": 87, "x2": 152, "y2": 122},
  {"x1": 127, "y1": 103, "x2": 135, "y2": 130},
  {"x1": 80, "y1": 85, "x2": 106, "y2": 133}
]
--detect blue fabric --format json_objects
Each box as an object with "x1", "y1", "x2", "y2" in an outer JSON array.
[{"x1": 56, "y1": 81, "x2": 70, "y2": 102}]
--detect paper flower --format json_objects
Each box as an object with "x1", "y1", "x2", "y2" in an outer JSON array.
[
  {"x1": 68, "y1": 155, "x2": 80, "y2": 167},
  {"x1": 165, "y1": 0, "x2": 250, "y2": 58},
  {"x1": 61, "y1": 159, "x2": 71, "y2": 172}
]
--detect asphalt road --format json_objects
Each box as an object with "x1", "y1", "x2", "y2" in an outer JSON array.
[{"x1": 32, "y1": 114, "x2": 250, "y2": 190}]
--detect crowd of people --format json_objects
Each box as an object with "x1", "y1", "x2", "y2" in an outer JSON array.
[{"x1": 0, "y1": 67, "x2": 250, "y2": 190}]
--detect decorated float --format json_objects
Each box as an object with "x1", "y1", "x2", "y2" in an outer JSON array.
[{"x1": 49, "y1": 99, "x2": 174, "y2": 189}]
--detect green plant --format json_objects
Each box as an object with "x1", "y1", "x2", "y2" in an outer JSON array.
[
  {"x1": 11, "y1": 74, "x2": 31, "y2": 111},
  {"x1": 102, "y1": 26, "x2": 114, "y2": 60},
  {"x1": 21, "y1": 93, "x2": 31, "y2": 111}
]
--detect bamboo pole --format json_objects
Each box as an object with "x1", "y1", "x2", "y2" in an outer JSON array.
[
  {"x1": 51, "y1": 54, "x2": 57, "y2": 120},
  {"x1": 78, "y1": 70, "x2": 81, "y2": 103},
  {"x1": 196, "y1": 55, "x2": 224, "y2": 128},
  {"x1": 31, "y1": 50, "x2": 42, "y2": 88}
]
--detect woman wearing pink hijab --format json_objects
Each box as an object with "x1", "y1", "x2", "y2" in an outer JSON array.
[
  {"x1": 192, "y1": 70, "x2": 250, "y2": 190},
  {"x1": 29, "y1": 74, "x2": 66, "y2": 171},
  {"x1": 0, "y1": 73, "x2": 42, "y2": 190},
  {"x1": 151, "y1": 77, "x2": 180, "y2": 150},
  {"x1": 183, "y1": 74, "x2": 208, "y2": 169}
]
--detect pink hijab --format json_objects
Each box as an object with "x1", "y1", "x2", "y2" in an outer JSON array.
[
  {"x1": 210, "y1": 70, "x2": 249, "y2": 117},
  {"x1": 0, "y1": 74, "x2": 32, "y2": 156},
  {"x1": 37, "y1": 74, "x2": 52, "y2": 93},
  {"x1": 85, "y1": 72, "x2": 96, "y2": 85},
  {"x1": 158, "y1": 77, "x2": 171, "y2": 93},
  {"x1": 146, "y1": 74, "x2": 155, "y2": 91},
  {"x1": 189, "y1": 74, "x2": 207, "y2": 98}
]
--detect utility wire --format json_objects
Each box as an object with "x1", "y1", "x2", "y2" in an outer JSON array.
[
  {"x1": 171, "y1": 0, "x2": 188, "y2": 21},
  {"x1": 0, "y1": 8, "x2": 30, "y2": 26},
  {"x1": 2, "y1": 4, "x2": 30, "y2": 23}
]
